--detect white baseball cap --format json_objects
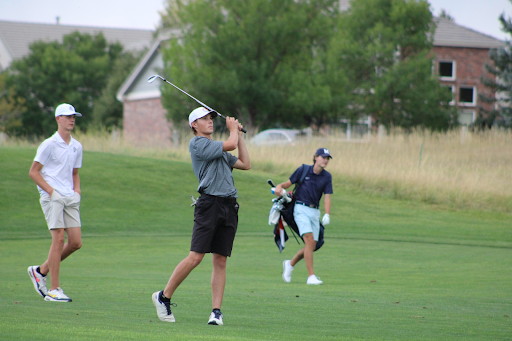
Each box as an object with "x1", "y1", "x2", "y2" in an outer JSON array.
[
  {"x1": 188, "y1": 107, "x2": 217, "y2": 127},
  {"x1": 55, "y1": 103, "x2": 82, "y2": 117}
]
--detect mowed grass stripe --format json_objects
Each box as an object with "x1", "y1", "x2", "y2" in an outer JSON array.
[
  {"x1": 0, "y1": 147, "x2": 511, "y2": 340},
  {"x1": 2, "y1": 236, "x2": 511, "y2": 340}
]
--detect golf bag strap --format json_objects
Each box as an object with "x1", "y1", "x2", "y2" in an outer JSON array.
[{"x1": 293, "y1": 164, "x2": 311, "y2": 197}]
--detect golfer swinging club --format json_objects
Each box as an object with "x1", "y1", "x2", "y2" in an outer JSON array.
[
  {"x1": 274, "y1": 148, "x2": 333, "y2": 285},
  {"x1": 27, "y1": 103, "x2": 83, "y2": 302},
  {"x1": 152, "y1": 107, "x2": 250, "y2": 325}
]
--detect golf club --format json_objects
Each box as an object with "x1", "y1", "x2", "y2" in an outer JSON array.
[
  {"x1": 267, "y1": 179, "x2": 276, "y2": 187},
  {"x1": 148, "y1": 75, "x2": 247, "y2": 133}
]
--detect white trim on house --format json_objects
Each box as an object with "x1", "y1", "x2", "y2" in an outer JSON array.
[
  {"x1": 116, "y1": 29, "x2": 180, "y2": 102},
  {"x1": 123, "y1": 90, "x2": 162, "y2": 101},
  {"x1": 116, "y1": 39, "x2": 161, "y2": 102}
]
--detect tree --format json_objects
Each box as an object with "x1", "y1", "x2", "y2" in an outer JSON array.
[
  {"x1": 480, "y1": 10, "x2": 512, "y2": 128},
  {"x1": 4, "y1": 31, "x2": 123, "y2": 136},
  {"x1": 159, "y1": 0, "x2": 192, "y2": 30},
  {"x1": 327, "y1": 0, "x2": 455, "y2": 130},
  {"x1": 90, "y1": 50, "x2": 144, "y2": 129},
  {"x1": 438, "y1": 9, "x2": 454, "y2": 22},
  {"x1": 0, "y1": 72, "x2": 25, "y2": 135},
  {"x1": 159, "y1": 0, "x2": 340, "y2": 132}
]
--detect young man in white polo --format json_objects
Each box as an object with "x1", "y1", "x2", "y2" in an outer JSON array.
[
  {"x1": 152, "y1": 107, "x2": 250, "y2": 326},
  {"x1": 274, "y1": 148, "x2": 333, "y2": 285},
  {"x1": 28, "y1": 103, "x2": 83, "y2": 302}
]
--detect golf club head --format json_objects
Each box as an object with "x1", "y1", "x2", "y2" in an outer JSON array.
[{"x1": 147, "y1": 75, "x2": 163, "y2": 83}]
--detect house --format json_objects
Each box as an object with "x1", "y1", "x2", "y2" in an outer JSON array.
[
  {"x1": 116, "y1": 17, "x2": 504, "y2": 146},
  {"x1": 0, "y1": 20, "x2": 154, "y2": 71},
  {"x1": 116, "y1": 29, "x2": 181, "y2": 146},
  {"x1": 433, "y1": 17, "x2": 504, "y2": 125}
]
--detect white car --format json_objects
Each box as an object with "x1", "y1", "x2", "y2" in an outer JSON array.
[{"x1": 250, "y1": 129, "x2": 307, "y2": 146}]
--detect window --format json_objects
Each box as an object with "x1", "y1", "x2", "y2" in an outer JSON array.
[
  {"x1": 458, "y1": 110, "x2": 475, "y2": 126},
  {"x1": 439, "y1": 61, "x2": 456, "y2": 80},
  {"x1": 459, "y1": 86, "x2": 476, "y2": 106}
]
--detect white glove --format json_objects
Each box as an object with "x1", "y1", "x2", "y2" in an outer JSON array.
[
  {"x1": 322, "y1": 214, "x2": 330, "y2": 225},
  {"x1": 271, "y1": 187, "x2": 291, "y2": 203}
]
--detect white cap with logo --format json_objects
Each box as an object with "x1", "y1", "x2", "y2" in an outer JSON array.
[
  {"x1": 188, "y1": 107, "x2": 217, "y2": 127},
  {"x1": 55, "y1": 103, "x2": 82, "y2": 117}
]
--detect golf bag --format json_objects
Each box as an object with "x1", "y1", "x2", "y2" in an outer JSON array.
[{"x1": 270, "y1": 164, "x2": 325, "y2": 253}]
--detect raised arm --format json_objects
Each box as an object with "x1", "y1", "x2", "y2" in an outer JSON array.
[
  {"x1": 223, "y1": 117, "x2": 240, "y2": 152},
  {"x1": 233, "y1": 124, "x2": 251, "y2": 170}
]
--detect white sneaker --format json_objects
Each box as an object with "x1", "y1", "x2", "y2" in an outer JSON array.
[
  {"x1": 208, "y1": 310, "x2": 223, "y2": 325},
  {"x1": 45, "y1": 287, "x2": 72, "y2": 302},
  {"x1": 282, "y1": 260, "x2": 293, "y2": 283},
  {"x1": 28, "y1": 265, "x2": 48, "y2": 298},
  {"x1": 306, "y1": 275, "x2": 323, "y2": 285},
  {"x1": 152, "y1": 291, "x2": 176, "y2": 322}
]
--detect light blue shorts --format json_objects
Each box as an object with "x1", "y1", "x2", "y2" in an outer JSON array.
[{"x1": 293, "y1": 203, "x2": 321, "y2": 241}]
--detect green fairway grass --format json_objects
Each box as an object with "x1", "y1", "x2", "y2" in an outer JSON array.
[{"x1": 1, "y1": 147, "x2": 511, "y2": 340}]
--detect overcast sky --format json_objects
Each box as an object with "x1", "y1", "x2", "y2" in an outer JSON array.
[{"x1": 1, "y1": 0, "x2": 511, "y2": 40}]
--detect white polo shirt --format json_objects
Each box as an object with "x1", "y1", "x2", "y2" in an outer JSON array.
[{"x1": 34, "y1": 132, "x2": 83, "y2": 197}]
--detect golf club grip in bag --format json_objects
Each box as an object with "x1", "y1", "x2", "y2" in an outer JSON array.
[{"x1": 280, "y1": 164, "x2": 324, "y2": 251}]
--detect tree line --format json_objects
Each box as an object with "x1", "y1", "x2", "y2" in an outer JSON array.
[{"x1": 1, "y1": 0, "x2": 511, "y2": 137}]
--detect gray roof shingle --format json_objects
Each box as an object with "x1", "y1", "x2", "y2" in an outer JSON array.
[
  {"x1": 433, "y1": 17, "x2": 504, "y2": 49},
  {"x1": 0, "y1": 20, "x2": 154, "y2": 69}
]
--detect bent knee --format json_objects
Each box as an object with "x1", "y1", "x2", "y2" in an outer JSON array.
[
  {"x1": 188, "y1": 252, "x2": 204, "y2": 267},
  {"x1": 303, "y1": 233, "x2": 315, "y2": 242},
  {"x1": 74, "y1": 241, "x2": 82, "y2": 250},
  {"x1": 69, "y1": 240, "x2": 82, "y2": 251}
]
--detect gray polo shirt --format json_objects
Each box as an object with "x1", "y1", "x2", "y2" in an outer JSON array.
[{"x1": 189, "y1": 136, "x2": 239, "y2": 197}]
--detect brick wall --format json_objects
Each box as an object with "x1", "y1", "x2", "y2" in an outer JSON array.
[
  {"x1": 123, "y1": 98, "x2": 173, "y2": 147},
  {"x1": 433, "y1": 46, "x2": 495, "y2": 115}
]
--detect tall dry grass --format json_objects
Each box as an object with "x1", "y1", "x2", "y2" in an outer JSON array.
[
  {"x1": 2, "y1": 127, "x2": 511, "y2": 212},
  {"x1": 249, "y1": 128, "x2": 512, "y2": 212}
]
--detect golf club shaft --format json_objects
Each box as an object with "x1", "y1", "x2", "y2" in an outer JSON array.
[{"x1": 148, "y1": 75, "x2": 247, "y2": 133}]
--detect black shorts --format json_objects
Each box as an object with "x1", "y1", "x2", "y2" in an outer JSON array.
[{"x1": 190, "y1": 194, "x2": 239, "y2": 257}]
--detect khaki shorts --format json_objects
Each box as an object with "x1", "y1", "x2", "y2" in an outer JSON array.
[{"x1": 40, "y1": 191, "x2": 81, "y2": 230}]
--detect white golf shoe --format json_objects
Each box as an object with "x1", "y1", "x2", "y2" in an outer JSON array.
[
  {"x1": 306, "y1": 275, "x2": 323, "y2": 285},
  {"x1": 28, "y1": 265, "x2": 48, "y2": 298},
  {"x1": 45, "y1": 287, "x2": 72, "y2": 302},
  {"x1": 282, "y1": 260, "x2": 293, "y2": 283},
  {"x1": 152, "y1": 291, "x2": 176, "y2": 322},
  {"x1": 208, "y1": 309, "x2": 224, "y2": 325}
]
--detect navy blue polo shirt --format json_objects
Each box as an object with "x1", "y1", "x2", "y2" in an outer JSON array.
[{"x1": 289, "y1": 164, "x2": 333, "y2": 207}]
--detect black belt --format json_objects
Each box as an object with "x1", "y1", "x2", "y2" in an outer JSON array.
[
  {"x1": 200, "y1": 193, "x2": 237, "y2": 203},
  {"x1": 296, "y1": 201, "x2": 319, "y2": 209}
]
